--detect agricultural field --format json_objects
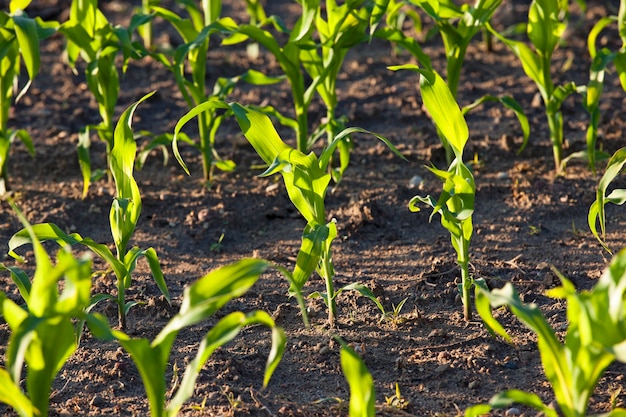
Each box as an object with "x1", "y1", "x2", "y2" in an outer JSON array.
[{"x1": 2, "y1": 0, "x2": 626, "y2": 416}]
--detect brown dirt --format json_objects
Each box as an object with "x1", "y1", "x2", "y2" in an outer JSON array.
[{"x1": 2, "y1": 0, "x2": 626, "y2": 416}]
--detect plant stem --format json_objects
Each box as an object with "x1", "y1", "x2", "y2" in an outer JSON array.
[
  {"x1": 198, "y1": 110, "x2": 213, "y2": 185},
  {"x1": 321, "y1": 241, "x2": 336, "y2": 327},
  {"x1": 118, "y1": 273, "x2": 127, "y2": 329},
  {"x1": 547, "y1": 110, "x2": 564, "y2": 174}
]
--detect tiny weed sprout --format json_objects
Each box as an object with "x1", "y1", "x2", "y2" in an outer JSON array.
[
  {"x1": 147, "y1": 2, "x2": 283, "y2": 186},
  {"x1": 469, "y1": 251, "x2": 626, "y2": 417},
  {"x1": 174, "y1": 100, "x2": 403, "y2": 327},
  {"x1": 588, "y1": 147, "x2": 626, "y2": 253},
  {"x1": 391, "y1": 64, "x2": 477, "y2": 321},
  {"x1": 8, "y1": 93, "x2": 170, "y2": 329},
  {"x1": 60, "y1": 0, "x2": 149, "y2": 197},
  {"x1": 337, "y1": 338, "x2": 376, "y2": 417},
  {"x1": 87, "y1": 259, "x2": 286, "y2": 417},
  {"x1": 487, "y1": 0, "x2": 582, "y2": 175},
  {"x1": 0, "y1": 202, "x2": 94, "y2": 417},
  {"x1": 0, "y1": 1, "x2": 57, "y2": 195}
]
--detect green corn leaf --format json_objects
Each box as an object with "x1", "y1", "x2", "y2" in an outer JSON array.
[
  {"x1": 488, "y1": 389, "x2": 557, "y2": 417},
  {"x1": 587, "y1": 16, "x2": 616, "y2": 59},
  {"x1": 370, "y1": 0, "x2": 390, "y2": 37},
  {"x1": 474, "y1": 285, "x2": 511, "y2": 343},
  {"x1": 0, "y1": 263, "x2": 31, "y2": 301},
  {"x1": 546, "y1": 82, "x2": 582, "y2": 114},
  {"x1": 154, "y1": 259, "x2": 269, "y2": 345},
  {"x1": 172, "y1": 99, "x2": 231, "y2": 174},
  {"x1": 374, "y1": 27, "x2": 432, "y2": 68},
  {"x1": 115, "y1": 334, "x2": 170, "y2": 417},
  {"x1": 339, "y1": 340, "x2": 376, "y2": 417},
  {"x1": 25, "y1": 318, "x2": 77, "y2": 416},
  {"x1": 8, "y1": 222, "x2": 127, "y2": 282},
  {"x1": 12, "y1": 14, "x2": 39, "y2": 101},
  {"x1": 10, "y1": 0, "x2": 31, "y2": 13},
  {"x1": 589, "y1": 148, "x2": 626, "y2": 252},
  {"x1": 294, "y1": 0, "x2": 319, "y2": 42},
  {"x1": 389, "y1": 64, "x2": 468, "y2": 157},
  {"x1": 615, "y1": 51, "x2": 626, "y2": 92},
  {"x1": 292, "y1": 221, "x2": 332, "y2": 291},
  {"x1": 0, "y1": 367, "x2": 36, "y2": 417},
  {"x1": 167, "y1": 311, "x2": 285, "y2": 416},
  {"x1": 229, "y1": 102, "x2": 291, "y2": 165},
  {"x1": 527, "y1": 0, "x2": 566, "y2": 57}
]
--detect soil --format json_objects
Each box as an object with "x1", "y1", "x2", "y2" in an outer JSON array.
[{"x1": 2, "y1": 0, "x2": 626, "y2": 416}]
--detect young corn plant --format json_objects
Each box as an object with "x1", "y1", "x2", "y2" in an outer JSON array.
[
  {"x1": 86, "y1": 259, "x2": 286, "y2": 417},
  {"x1": 407, "y1": 0, "x2": 529, "y2": 163},
  {"x1": 588, "y1": 147, "x2": 626, "y2": 253},
  {"x1": 60, "y1": 0, "x2": 149, "y2": 197},
  {"x1": 173, "y1": 101, "x2": 403, "y2": 327},
  {"x1": 146, "y1": 2, "x2": 283, "y2": 186},
  {"x1": 0, "y1": 203, "x2": 94, "y2": 417},
  {"x1": 487, "y1": 0, "x2": 581, "y2": 174},
  {"x1": 8, "y1": 93, "x2": 169, "y2": 329},
  {"x1": 578, "y1": 0, "x2": 626, "y2": 172},
  {"x1": 467, "y1": 249, "x2": 626, "y2": 417},
  {"x1": 390, "y1": 64, "x2": 477, "y2": 321},
  {"x1": 225, "y1": 1, "x2": 381, "y2": 182},
  {"x1": 0, "y1": 1, "x2": 57, "y2": 195}
]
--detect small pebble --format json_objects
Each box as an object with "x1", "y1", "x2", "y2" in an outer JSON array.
[
  {"x1": 266, "y1": 182, "x2": 280, "y2": 193},
  {"x1": 468, "y1": 380, "x2": 479, "y2": 389},
  {"x1": 496, "y1": 171, "x2": 509, "y2": 180},
  {"x1": 505, "y1": 407, "x2": 521, "y2": 416},
  {"x1": 408, "y1": 175, "x2": 423, "y2": 189}
]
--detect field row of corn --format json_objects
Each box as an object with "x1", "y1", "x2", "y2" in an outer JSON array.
[{"x1": 2, "y1": 0, "x2": 626, "y2": 416}]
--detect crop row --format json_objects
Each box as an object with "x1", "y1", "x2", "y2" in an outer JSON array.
[{"x1": 2, "y1": 0, "x2": 626, "y2": 416}]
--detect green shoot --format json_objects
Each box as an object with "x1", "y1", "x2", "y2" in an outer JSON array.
[
  {"x1": 148, "y1": 3, "x2": 283, "y2": 186},
  {"x1": 470, "y1": 252, "x2": 626, "y2": 417},
  {"x1": 487, "y1": 0, "x2": 581, "y2": 174},
  {"x1": 0, "y1": 1, "x2": 57, "y2": 195},
  {"x1": 8, "y1": 93, "x2": 169, "y2": 329},
  {"x1": 391, "y1": 64, "x2": 476, "y2": 321},
  {"x1": 588, "y1": 147, "x2": 626, "y2": 253},
  {"x1": 0, "y1": 201, "x2": 94, "y2": 417},
  {"x1": 173, "y1": 100, "x2": 403, "y2": 327},
  {"x1": 88, "y1": 259, "x2": 286, "y2": 417},
  {"x1": 60, "y1": 0, "x2": 149, "y2": 197},
  {"x1": 580, "y1": 0, "x2": 626, "y2": 172},
  {"x1": 385, "y1": 383, "x2": 410, "y2": 410}
]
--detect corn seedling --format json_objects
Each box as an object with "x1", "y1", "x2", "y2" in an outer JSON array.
[
  {"x1": 173, "y1": 100, "x2": 402, "y2": 327},
  {"x1": 8, "y1": 93, "x2": 169, "y2": 329},
  {"x1": 468, "y1": 250, "x2": 626, "y2": 417},
  {"x1": 225, "y1": 1, "x2": 382, "y2": 180},
  {"x1": 406, "y1": 0, "x2": 529, "y2": 163},
  {"x1": 588, "y1": 147, "x2": 626, "y2": 253},
  {"x1": 579, "y1": 0, "x2": 626, "y2": 172},
  {"x1": 337, "y1": 337, "x2": 376, "y2": 417},
  {"x1": 0, "y1": 1, "x2": 57, "y2": 195},
  {"x1": 0, "y1": 202, "x2": 94, "y2": 417},
  {"x1": 147, "y1": 2, "x2": 283, "y2": 186},
  {"x1": 487, "y1": 0, "x2": 583, "y2": 174},
  {"x1": 391, "y1": 64, "x2": 477, "y2": 321},
  {"x1": 60, "y1": 0, "x2": 149, "y2": 197},
  {"x1": 86, "y1": 259, "x2": 286, "y2": 417}
]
